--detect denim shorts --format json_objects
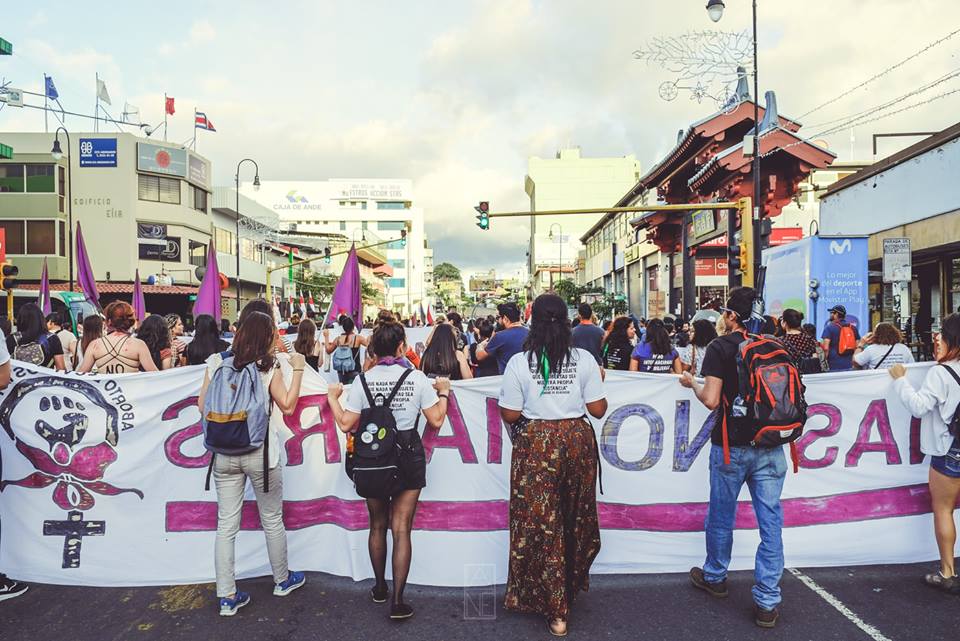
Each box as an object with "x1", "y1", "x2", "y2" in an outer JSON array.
[{"x1": 931, "y1": 438, "x2": 960, "y2": 478}]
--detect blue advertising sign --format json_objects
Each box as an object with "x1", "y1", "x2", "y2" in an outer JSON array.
[{"x1": 78, "y1": 138, "x2": 117, "y2": 167}]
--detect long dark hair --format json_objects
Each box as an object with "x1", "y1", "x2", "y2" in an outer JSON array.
[
  {"x1": 644, "y1": 318, "x2": 672, "y2": 355},
  {"x1": 524, "y1": 294, "x2": 571, "y2": 376},
  {"x1": 691, "y1": 319, "x2": 717, "y2": 348},
  {"x1": 293, "y1": 318, "x2": 317, "y2": 357},
  {"x1": 232, "y1": 311, "x2": 276, "y2": 372},
  {"x1": 421, "y1": 324, "x2": 459, "y2": 377},
  {"x1": 370, "y1": 321, "x2": 405, "y2": 359},
  {"x1": 81, "y1": 315, "x2": 103, "y2": 355},
  {"x1": 138, "y1": 315, "x2": 171, "y2": 369},
  {"x1": 186, "y1": 314, "x2": 227, "y2": 366},
  {"x1": 15, "y1": 302, "x2": 45, "y2": 343},
  {"x1": 604, "y1": 316, "x2": 633, "y2": 348}
]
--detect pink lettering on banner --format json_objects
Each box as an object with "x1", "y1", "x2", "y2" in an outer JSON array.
[
  {"x1": 795, "y1": 403, "x2": 842, "y2": 469},
  {"x1": 845, "y1": 399, "x2": 902, "y2": 467},
  {"x1": 910, "y1": 416, "x2": 924, "y2": 465},
  {"x1": 421, "y1": 391, "x2": 478, "y2": 464},
  {"x1": 486, "y1": 397, "x2": 510, "y2": 464},
  {"x1": 283, "y1": 394, "x2": 340, "y2": 466},
  {"x1": 165, "y1": 483, "x2": 959, "y2": 533},
  {"x1": 162, "y1": 397, "x2": 210, "y2": 469}
]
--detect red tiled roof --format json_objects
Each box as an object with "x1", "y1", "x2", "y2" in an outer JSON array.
[{"x1": 19, "y1": 282, "x2": 199, "y2": 295}]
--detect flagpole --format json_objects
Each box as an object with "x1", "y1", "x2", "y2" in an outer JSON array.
[
  {"x1": 193, "y1": 108, "x2": 197, "y2": 151},
  {"x1": 43, "y1": 74, "x2": 48, "y2": 133},
  {"x1": 163, "y1": 93, "x2": 168, "y2": 142},
  {"x1": 94, "y1": 72, "x2": 99, "y2": 133}
]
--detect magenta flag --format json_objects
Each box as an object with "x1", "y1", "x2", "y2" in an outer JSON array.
[
  {"x1": 75, "y1": 223, "x2": 101, "y2": 310},
  {"x1": 132, "y1": 269, "x2": 146, "y2": 321},
  {"x1": 192, "y1": 239, "x2": 222, "y2": 323},
  {"x1": 324, "y1": 244, "x2": 361, "y2": 328},
  {"x1": 38, "y1": 258, "x2": 51, "y2": 315}
]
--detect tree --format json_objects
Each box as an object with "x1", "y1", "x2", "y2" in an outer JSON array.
[
  {"x1": 554, "y1": 279, "x2": 580, "y2": 306},
  {"x1": 434, "y1": 262, "x2": 462, "y2": 282}
]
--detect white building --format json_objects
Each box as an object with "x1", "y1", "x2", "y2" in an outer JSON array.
[{"x1": 242, "y1": 179, "x2": 430, "y2": 315}]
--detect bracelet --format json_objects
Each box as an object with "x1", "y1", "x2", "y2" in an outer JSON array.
[
  {"x1": 293, "y1": 368, "x2": 304, "y2": 372},
  {"x1": 438, "y1": 393, "x2": 449, "y2": 399}
]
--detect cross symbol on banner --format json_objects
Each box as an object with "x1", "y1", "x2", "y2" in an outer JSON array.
[{"x1": 43, "y1": 510, "x2": 106, "y2": 569}]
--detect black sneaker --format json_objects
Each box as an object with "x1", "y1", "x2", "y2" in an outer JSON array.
[
  {"x1": 689, "y1": 567, "x2": 728, "y2": 598},
  {"x1": 370, "y1": 584, "x2": 389, "y2": 604},
  {"x1": 0, "y1": 576, "x2": 28, "y2": 602},
  {"x1": 754, "y1": 605, "x2": 779, "y2": 628},
  {"x1": 924, "y1": 571, "x2": 960, "y2": 594},
  {"x1": 389, "y1": 602, "x2": 414, "y2": 620}
]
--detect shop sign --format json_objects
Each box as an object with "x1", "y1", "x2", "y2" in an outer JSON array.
[
  {"x1": 139, "y1": 236, "x2": 181, "y2": 261},
  {"x1": 137, "y1": 142, "x2": 187, "y2": 177},
  {"x1": 79, "y1": 138, "x2": 117, "y2": 167},
  {"x1": 692, "y1": 210, "x2": 716, "y2": 238}
]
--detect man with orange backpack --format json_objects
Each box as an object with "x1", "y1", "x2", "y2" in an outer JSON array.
[
  {"x1": 679, "y1": 287, "x2": 806, "y2": 629},
  {"x1": 820, "y1": 305, "x2": 860, "y2": 372}
]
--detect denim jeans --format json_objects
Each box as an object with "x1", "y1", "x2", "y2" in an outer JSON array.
[{"x1": 703, "y1": 444, "x2": 787, "y2": 610}]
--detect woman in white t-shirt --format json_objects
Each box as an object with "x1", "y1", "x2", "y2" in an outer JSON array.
[
  {"x1": 328, "y1": 321, "x2": 450, "y2": 621},
  {"x1": 197, "y1": 310, "x2": 307, "y2": 616},
  {"x1": 497, "y1": 294, "x2": 608, "y2": 637},
  {"x1": 853, "y1": 322, "x2": 915, "y2": 370},
  {"x1": 890, "y1": 313, "x2": 960, "y2": 593}
]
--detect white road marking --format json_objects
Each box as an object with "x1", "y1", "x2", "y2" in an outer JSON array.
[{"x1": 787, "y1": 568, "x2": 892, "y2": 641}]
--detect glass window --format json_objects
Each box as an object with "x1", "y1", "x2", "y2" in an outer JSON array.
[
  {"x1": 26, "y1": 165, "x2": 55, "y2": 193},
  {"x1": 215, "y1": 227, "x2": 235, "y2": 255},
  {"x1": 388, "y1": 259, "x2": 406, "y2": 269},
  {"x1": 377, "y1": 201, "x2": 406, "y2": 210},
  {"x1": 340, "y1": 221, "x2": 346, "y2": 231},
  {"x1": 59, "y1": 166, "x2": 66, "y2": 212},
  {"x1": 159, "y1": 176, "x2": 180, "y2": 204},
  {"x1": 59, "y1": 221, "x2": 66, "y2": 257},
  {"x1": 385, "y1": 240, "x2": 406, "y2": 250},
  {"x1": 138, "y1": 174, "x2": 159, "y2": 201},
  {"x1": 377, "y1": 220, "x2": 407, "y2": 230},
  {"x1": 362, "y1": 221, "x2": 368, "y2": 230},
  {"x1": 189, "y1": 240, "x2": 206, "y2": 268},
  {"x1": 386, "y1": 278, "x2": 406, "y2": 288},
  {"x1": 26, "y1": 220, "x2": 56, "y2": 254},
  {"x1": 0, "y1": 220, "x2": 24, "y2": 253},
  {"x1": 0, "y1": 164, "x2": 24, "y2": 192},
  {"x1": 241, "y1": 237, "x2": 260, "y2": 261},
  {"x1": 191, "y1": 186, "x2": 207, "y2": 213}
]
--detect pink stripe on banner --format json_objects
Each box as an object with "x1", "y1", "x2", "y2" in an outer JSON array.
[{"x1": 166, "y1": 484, "x2": 951, "y2": 534}]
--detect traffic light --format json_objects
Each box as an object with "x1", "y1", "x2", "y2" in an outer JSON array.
[
  {"x1": 759, "y1": 217, "x2": 773, "y2": 250},
  {"x1": 475, "y1": 201, "x2": 490, "y2": 230},
  {"x1": 735, "y1": 197, "x2": 755, "y2": 287},
  {"x1": 400, "y1": 228, "x2": 407, "y2": 248},
  {"x1": 323, "y1": 247, "x2": 331, "y2": 264},
  {"x1": 1, "y1": 261, "x2": 18, "y2": 290}
]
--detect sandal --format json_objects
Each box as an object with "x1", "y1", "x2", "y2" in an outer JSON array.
[
  {"x1": 548, "y1": 618, "x2": 568, "y2": 637},
  {"x1": 924, "y1": 571, "x2": 960, "y2": 594}
]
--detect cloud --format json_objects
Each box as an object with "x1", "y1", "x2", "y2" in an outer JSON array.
[{"x1": 189, "y1": 20, "x2": 216, "y2": 44}]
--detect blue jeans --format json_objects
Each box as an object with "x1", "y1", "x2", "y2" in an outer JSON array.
[{"x1": 703, "y1": 444, "x2": 787, "y2": 610}]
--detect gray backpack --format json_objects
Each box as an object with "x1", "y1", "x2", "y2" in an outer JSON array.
[
  {"x1": 201, "y1": 354, "x2": 272, "y2": 490},
  {"x1": 332, "y1": 336, "x2": 357, "y2": 373},
  {"x1": 13, "y1": 332, "x2": 49, "y2": 367}
]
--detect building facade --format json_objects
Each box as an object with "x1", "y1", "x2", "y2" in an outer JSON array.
[
  {"x1": 242, "y1": 179, "x2": 430, "y2": 315},
  {"x1": 525, "y1": 148, "x2": 642, "y2": 296},
  {"x1": 0, "y1": 132, "x2": 214, "y2": 314}
]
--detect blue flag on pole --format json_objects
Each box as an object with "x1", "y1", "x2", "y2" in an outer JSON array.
[{"x1": 44, "y1": 75, "x2": 59, "y2": 100}]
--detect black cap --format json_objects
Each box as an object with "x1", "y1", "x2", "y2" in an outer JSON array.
[{"x1": 828, "y1": 305, "x2": 846, "y2": 316}]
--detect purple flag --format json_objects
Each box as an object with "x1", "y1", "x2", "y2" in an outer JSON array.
[
  {"x1": 38, "y1": 258, "x2": 51, "y2": 315},
  {"x1": 75, "y1": 223, "x2": 101, "y2": 310},
  {"x1": 193, "y1": 239, "x2": 221, "y2": 323},
  {"x1": 324, "y1": 244, "x2": 361, "y2": 328},
  {"x1": 132, "y1": 269, "x2": 146, "y2": 321}
]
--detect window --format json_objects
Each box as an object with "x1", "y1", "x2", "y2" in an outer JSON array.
[
  {"x1": 26, "y1": 165, "x2": 55, "y2": 192},
  {"x1": 215, "y1": 227, "x2": 235, "y2": 255},
  {"x1": 241, "y1": 237, "x2": 261, "y2": 262},
  {"x1": 362, "y1": 221, "x2": 368, "y2": 230},
  {"x1": 59, "y1": 166, "x2": 66, "y2": 212},
  {"x1": 377, "y1": 201, "x2": 406, "y2": 210},
  {"x1": 340, "y1": 221, "x2": 347, "y2": 231},
  {"x1": 377, "y1": 220, "x2": 407, "y2": 231},
  {"x1": 26, "y1": 220, "x2": 56, "y2": 254},
  {"x1": 385, "y1": 240, "x2": 406, "y2": 250},
  {"x1": 190, "y1": 186, "x2": 208, "y2": 213},
  {"x1": 386, "y1": 278, "x2": 406, "y2": 289},
  {"x1": 0, "y1": 165, "x2": 24, "y2": 192},
  {"x1": 189, "y1": 240, "x2": 206, "y2": 268},
  {"x1": 138, "y1": 174, "x2": 181, "y2": 204},
  {"x1": 59, "y1": 221, "x2": 66, "y2": 257},
  {"x1": 0, "y1": 220, "x2": 24, "y2": 253},
  {"x1": 388, "y1": 259, "x2": 406, "y2": 269}
]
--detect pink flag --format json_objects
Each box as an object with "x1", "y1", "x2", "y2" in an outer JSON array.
[
  {"x1": 192, "y1": 239, "x2": 221, "y2": 323},
  {"x1": 324, "y1": 244, "x2": 361, "y2": 328},
  {"x1": 38, "y1": 258, "x2": 52, "y2": 315},
  {"x1": 132, "y1": 269, "x2": 146, "y2": 321},
  {"x1": 75, "y1": 223, "x2": 101, "y2": 310}
]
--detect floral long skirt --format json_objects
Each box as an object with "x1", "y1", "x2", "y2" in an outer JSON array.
[{"x1": 504, "y1": 417, "x2": 601, "y2": 620}]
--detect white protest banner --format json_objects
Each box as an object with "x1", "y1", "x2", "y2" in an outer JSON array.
[{"x1": 0, "y1": 360, "x2": 946, "y2": 587}]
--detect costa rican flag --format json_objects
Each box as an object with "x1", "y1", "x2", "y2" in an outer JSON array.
[{"x1": 195, "y1": 111, "x2": 216, "y2": 131}]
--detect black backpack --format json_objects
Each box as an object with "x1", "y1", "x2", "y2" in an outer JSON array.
[{"x1": 345, "y1": 369, "x2": 413, "y2": 498}]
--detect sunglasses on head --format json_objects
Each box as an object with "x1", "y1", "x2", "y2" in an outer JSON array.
[{"x1": 720, "y1": 307, "x2": 739, "y2": 319}]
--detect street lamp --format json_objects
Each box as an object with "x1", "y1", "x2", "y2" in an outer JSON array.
[
  {"x1": 707, "y1": 0, "x2": 762, "y2": 280},
  {"x1": 235, "y1": 159, "x2": 260, "y2": 316},
  {"x1": 50, "y1": 127, "x2": 74, "y2": 292},
  {"x1": 549, "y1": 223, "x2": 562, "y2": 292}
]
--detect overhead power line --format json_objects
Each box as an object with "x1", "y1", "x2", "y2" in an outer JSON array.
[{"x1": 796, "y1": 26, "x2": 960, "y2": 120}]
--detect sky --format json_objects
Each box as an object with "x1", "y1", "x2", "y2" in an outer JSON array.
[{"x1": 3, "y1": 0, "x2": 960, "y2": 276}]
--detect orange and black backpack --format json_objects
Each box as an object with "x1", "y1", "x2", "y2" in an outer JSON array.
[
  {"x1": 722, "y1": 332, "x2": 808, "y2": 471},
  {"x1": 835, "y1": 322, "x2": 858, "y2": 356}
]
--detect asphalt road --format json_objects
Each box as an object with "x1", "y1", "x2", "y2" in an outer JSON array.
[{"x1": 1, "y1": 563, "x2": 953, "y2": 641}]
